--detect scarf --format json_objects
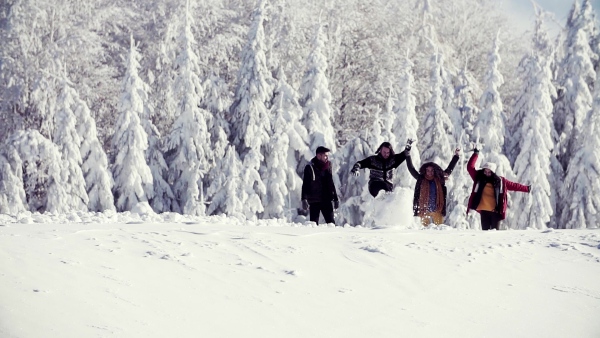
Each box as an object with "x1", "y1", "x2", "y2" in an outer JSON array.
[{"x1": 418, "y1": 177, "x2": 445, "y2": 216}]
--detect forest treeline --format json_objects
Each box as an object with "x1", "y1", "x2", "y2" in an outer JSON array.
[{"x1": 0, "y1": 0, "x2": 598, "y2": 229}]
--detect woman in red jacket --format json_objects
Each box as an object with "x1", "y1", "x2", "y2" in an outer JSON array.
[{"x1": 467, "y1": 149, "x2": 531, "y2": 230}]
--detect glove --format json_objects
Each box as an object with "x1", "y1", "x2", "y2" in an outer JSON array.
[
  {"x1": 472, "y1": 147, "x2": 479, "y2": 154},
  {"x1": 333, "y1": 200, "x2": 339, "y2": 210},
  {"x1": 301, "y1": 199, "x2": 309, "y2": 210},
  {"x1": 351, "y1": 164, "x2": 360, "y2": 176},
  {"x1": 527, "y1": 185, "x2": 532, "y2": 193}
]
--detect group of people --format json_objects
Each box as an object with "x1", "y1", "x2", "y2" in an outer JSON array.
[{"x1": 300, "y1": 142, "x2": 531, "y2": 230}]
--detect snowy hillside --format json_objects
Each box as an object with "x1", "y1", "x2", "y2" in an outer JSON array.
[{"x1": 1, "y1": 210, "x2": 599, "y2": 338}]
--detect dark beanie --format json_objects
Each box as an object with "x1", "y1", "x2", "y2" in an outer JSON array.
[{"x1": 316, "y1": 146, "x2": 331, "y2": 154}]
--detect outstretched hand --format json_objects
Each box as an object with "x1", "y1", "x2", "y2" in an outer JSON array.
[{"x1": 454, "y1": 148, "x2": 460, "y2": 156}]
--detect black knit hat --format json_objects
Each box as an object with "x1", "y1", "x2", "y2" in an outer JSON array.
[{"x1": 316, "y1": 146, "x2": 331, "y2": 154}]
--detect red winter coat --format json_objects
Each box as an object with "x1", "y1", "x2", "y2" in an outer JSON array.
[{"x1": 466, "y1": 153, "x2": 530, "y2": 220}]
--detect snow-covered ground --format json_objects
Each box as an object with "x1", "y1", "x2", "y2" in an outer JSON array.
[{"x1": 1, "y1": 201, "x2": 599, "y2": 338}]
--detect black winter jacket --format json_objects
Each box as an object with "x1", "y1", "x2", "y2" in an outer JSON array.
[
  {"x1": 354, "y1": 152, "x2": 407, "y2": 185},
  {"x1": 301, "y1": 157, "x2": 339, "y2": 204}
]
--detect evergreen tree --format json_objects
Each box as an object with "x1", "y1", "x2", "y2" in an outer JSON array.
[
  {"x1": 203, "y1": 72, "x2": 232, "y2": 206},
  {"x1": 164, "y1": 1, "x2": 212, "y2": 216},
  {"x1": 111, "y1": 37, "x2": 153, "y2": 212},
  {"x1": 445, "y1": 135, "x2": 472, "y2": 229},
  {"x1": 334, "y1": 135, "x2": 371, "y2": 226},
  {"x1": 559, "y1": 70, "x2": 600, "y2": 229},
  {"x1": 392, "y1": 53, "x2": 421, "y2": 189},
  {"x1": 143, "y1": 115, "x2": 177, "y2": 214},
  {"x1": 227, "y1": 0, "x2": 272, "y2": 218},
  {"x1": 229, "y1": 0, "x2": 273, "y2": 157},
  {"x1": 474, "y1": 33, "x2": 513, "y2": 176},
  {"x1": 53, "y1": 78, "x2": 89, "y2": 211},
  {"x1": 263, "y1": 104, "x2": 292, "y2": 219},
  {"x1": 420, "y1": 52, "x2": 453, "y2": 164},
  {"x1": 474, "y1": 33, "x2": 516, "y2": 228},
  {"x1": 299, "y1": 24, "x2": 336, "y2": 152},
  {"x1": 455, "y1": 63, "x2": 480, "y2": 143},
  {"x1": 507, "y1": 10, "x2": 556, "y2": 164},
  {"x1": 267, "y1": 68, "x2": 310, "y2": 218},
  {"x1": 206, "y1": 145, "x2": 245, "y2": 218},
  {"x1": 240, "y1": 148, "x2": 267, "y2": 220},
  {"x1": 555, "y1": 1, "x2": 596, "y2": 170},
  {"x1": 0, "y1": 144, "x2": 27, "y2": 215},
  {"x1": 511, "y1": 54, "x2": 555, "y2": 230},
  {"x1": 74, "y1": 85, "x2": 115, "y2": 212},
  {"x1": 8, "y1": 130, "x2": 69, "y2": 213}
]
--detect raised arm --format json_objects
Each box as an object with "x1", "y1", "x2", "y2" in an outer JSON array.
[
  {"x1": 390, "y1": 151, "x2": 407, "y2": 169},
  {"x1": 405, "y1": 154, "x2": 420, "y2": 179},
  {"x1": 467, "y1": 150, "x2": 479, "y2": 180},
  {"x1": 443, "y1": 148, "x2": 460, "y2": 176}
]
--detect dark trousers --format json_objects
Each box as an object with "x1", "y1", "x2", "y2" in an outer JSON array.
[
  {"x1": 480, "y1": 210, "x2": 502, "y2": 230},
  {"x1": 368, "y1": 181, "x2": 393, "y2": 197},
  {"x1": 309, "y1": 201, "x2": 334, "y2": 225}
]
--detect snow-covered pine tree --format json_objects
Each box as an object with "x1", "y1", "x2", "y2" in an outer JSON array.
[
  {"x1": 229, "y1": 0, "x2": 273, "y2": 157},
  {"x1": 511, "y1": 53, "x2": 555, "y2": 230},
  {"x1": 142, "y1": 107, "x2": 177, "y2": 214},
  {"x1": 367, "y1": 106, "x2": 384, "y2": 149},
  {"x1": 559, "y1": 69, "x2": 600, "y2": 229},
  {"x1": 228, "y1": 0, "x2": 272, "y2": 218},
  {"x1": 420, "y1": 51, "x2": 453, "y2": 164},
  {"x1": 265, "y1": 67, "x2": 310, "y2": 219},
  {"x1": 164, "y1": 1, "x2": 212, "y2": 216},
  {"x1": 202, "y1": 72, "x2": 231, "y2": 211},
  {"x1": 240, "y1": 148, "x2": 267, "y2": 221},
  {"x1": 334, "y1": 134, "x2": 372, "y2": 226},
  {"x1": 439, "y1": 54, "x2": 460, "y2": 138},
  {"x1": 455, "y1": 63, "x2": 480, "y2": 145},
  {"x1": 111, "y1": 36, "x2": 154, "y2": 212},
  {"x1": 206, "y1": 145, "x2": 245, "y2": 218},
  {"x1": 0, "y1": 144, "x2": 27, "y2": 215},
  {"x1": 263, "y1": 99, "x2": 293, "y2": 220},
  {"x1": 506, "y1": 9, "x2": 556, "y2": 164},
  {"x1": 299, "y1": 24, "x2": 336, "y2": 153},
  {"x1": 579, "y1": 0, "x2": 600, "y2": 74},
  {"x1": 445, "y1": 133, "x2": 473, "y2": 229},
  {"x1": 8, "y1": 130, "x2": 69, "y2": 213},
  {"x1": 554, "y1": 1, "x2": 596, "y2": 171},
  {"x1": 392, "y1": 53, "x2": 421, "y2": 189},
  {"x1": 73, "y1": 85, "x2": 115, "y2": 212},
  {"x1": 382, "y1": 88, "x2": 397, "y2": 148},
  {"x1": 54, "y1": 77, "x2": 89, "y2": 212},
  {"x1": 474, "y1": 32, "x2": 517, "y2": 228}
]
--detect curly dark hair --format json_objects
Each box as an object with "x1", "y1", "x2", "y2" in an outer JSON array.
[{"x1": 418, "y1": 162, "x2": 446, "y2": 181}]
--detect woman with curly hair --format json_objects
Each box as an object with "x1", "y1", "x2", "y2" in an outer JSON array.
[{"x1": 406, "y1": 148, "x2": 460, "y2": 226}]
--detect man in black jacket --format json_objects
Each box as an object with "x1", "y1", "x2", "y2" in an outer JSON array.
[
  {"x1": 301, "y1": 146, "x2": 339, "y2": 225},
  {"x1": 350, "y1": 141, "x2": 409, "y2": 197}
]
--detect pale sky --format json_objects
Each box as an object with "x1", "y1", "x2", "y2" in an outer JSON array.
[{"x1": 502, "y1": 0, "x2": 600, "y2": 32}]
